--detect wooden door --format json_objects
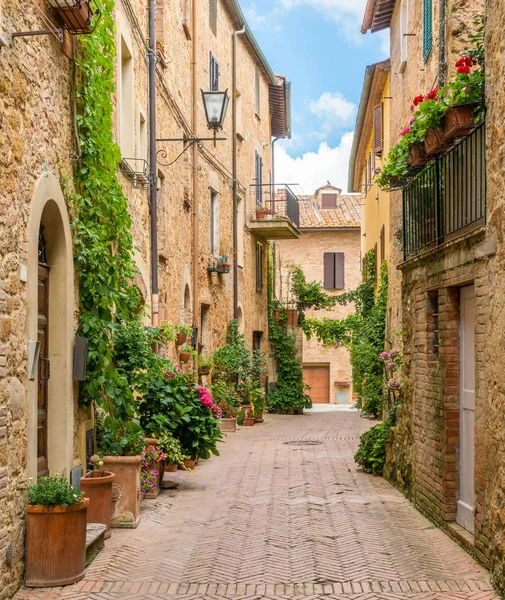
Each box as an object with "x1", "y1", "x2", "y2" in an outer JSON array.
[
  {"x1": 303, "y1": 366, "x2": 330, "y2": 404},
  {"x1": 457, "y1": 285, "x2": 475, "y2": 533},
  {"x1": 37, "y1": 264, "x2": 50, "y2": 480}
]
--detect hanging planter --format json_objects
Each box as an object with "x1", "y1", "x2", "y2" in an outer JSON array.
[
  {"x1": 424, "y1": 129, "x2": 453, "y2": 156},
  {"x1": 47, "y1": 0, "x2": 96, "y2": 34},
  {"x1": 176, "y1": 332, "x2": 188, "y2": 346},
  {"x1": 408, "y1": 142, "x2": 430, "y2": 167},
  {"x1": 443, "y1": 104, "x2": 476, "y2": 141}
]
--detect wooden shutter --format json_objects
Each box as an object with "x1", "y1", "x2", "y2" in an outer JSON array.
[
  {"x1": 374, "y1": 243, "x2": 378, "y2": 281},
  {"x1": 423, "y1": 0, "x2": 432, "y2": 61},
  {"x1": 335, "y1": 253, "x2": 345, "y2": 289},
  {"x1": 256, "y1": 243, "x2": 264, "y2": 292},
  {"x1": 209, "y1": 52, "x2": 219, "y2": 91},
  {"x1": 321, "y1": 193, "x2": 337, "y2": 208},
  {"x1": 255, "y1": 152, "x2": 263, "y2": 206},
  {"x1": 324, "y1": 253, "x2": 335, "y2": 288},
  {"x1": 373, "y1": 103, "x2": 383, "y2": 154},
  {"x1": 209, "y1": 0, "x2": 217, "y2": 34},
  {"x1": 380, "y1": 225, "x2": 385, "y2": 263}
]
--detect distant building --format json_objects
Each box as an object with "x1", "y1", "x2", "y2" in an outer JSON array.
[{"x1": 273, "y1": 185, "x2": 361, "y2": 405}]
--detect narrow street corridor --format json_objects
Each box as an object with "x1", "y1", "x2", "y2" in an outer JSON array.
[{"x1": 15, "y1": 412, "x2": 499, "y2": 600}]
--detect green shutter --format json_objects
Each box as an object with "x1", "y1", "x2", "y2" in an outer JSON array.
[{"x1": 423, "y1": 0, "x2": 432, "y2": 61}]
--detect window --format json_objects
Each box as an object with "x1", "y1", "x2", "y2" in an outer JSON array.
[
  {"x1": 138, "y1": 111, "x2": 146, "y2": 160},
  {"x1": 256, "y1": 243, "x2": 264, "y2": 292},
  {"x1": 237, "y1": 195, "x2": 245, "y2": 266},
  {"x1": 427, "y1": 290, "x2": 439, "y2": 356},
  {"x1": 120, "y1": 35, "x2": 134, "y2": 157},
  {"x1": 323, "y1": 253, "x2": 345, "y2": 289},
  {"x1": 373, "y1": 103, "x2": 383, "y2": 155},
  {"x1": 380, "y1": 225, "x2": 385, "y2": 263},
  {"x1": 400, "y1": 0, "x2": 408, "y2": 71},
  {"x1": 209, "y1": 52, "x2": 219, "y2": 91},
  {"x1": 254, "y1": 67, "x2": 260, "y2": 116},
  {"x1": 253, "y1": 331, "x2": 263, "y2": 351},
  {"x1": 210, "y1": 190, "x2": 219, "y2": 255},
  {"x1": 321, "y1": 193, "x2": 337, "y2": 209},
  {"x1": 209, "y1": 0, "x2": 217, "y2": 34},
  {"x1": 423, "y1": 0, "x2": 432, "y2": 62},
  {"x1": 255, "y1": 152, "x2": 263, "y2": 206}
]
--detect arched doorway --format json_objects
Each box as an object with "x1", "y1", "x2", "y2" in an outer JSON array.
[{"x1": 27, "y1": 174, "x2": 75, "y2": 481}]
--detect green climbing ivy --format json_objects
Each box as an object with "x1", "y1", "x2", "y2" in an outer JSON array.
[
  {"x1": 68, "y1": 0, "x2": 142, "y2": 432},
  {"x1": 302, "y1": 250, "x2": 388, "y2": 417},
  {"x1": 268, "y1": 255, "x2": 312, "y2": 413}
]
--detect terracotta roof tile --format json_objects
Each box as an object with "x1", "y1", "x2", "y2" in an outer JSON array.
[{"x1": 297, "y1": 194, "x2": 361, "y2": 229}]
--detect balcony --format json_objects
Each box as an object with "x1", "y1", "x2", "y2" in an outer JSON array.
[
  {"x1": 402, "y1": 124, "x2": 486, "y2": 260},
  {"x1": 248, "y1": 184, "x2": 300, "y2": 240}
]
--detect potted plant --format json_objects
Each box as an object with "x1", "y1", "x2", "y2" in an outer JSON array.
[
  {"x1": 211, "y1": 381, "x2": 240, "y2": 432},
  {"x1": 158, "y1": 322, "x2": 176, "y2": 344},
  {"x1": 255, "y1": 207, "x2": 272, "y2": 220},
  {"x1": 141, "y1": 444, "x2": 164, "y2": 499},
  {"x1": 26, "y1": 475, "x2": 89, "y2": 587},
  {"x1": 157, "y1": 432, "x2": 185, "y2": 476},
  {"x1": 198, "y1": 355, "x2": 213, "y2": 376},
  {"x1": 243, "y1": 405, "x2": 255, "y2": 426},
  {"x1": 80, "y1": 457, "x2": 115, "y2": 539},
  {"x1": 176, "y1": 324, "x2": 192, "y2": 346},
  {"x1": 156, "y1": 39, "x2": 166, "y2": 58},
  {"x1": 180, "y1": 344, "x2": 195, "y2": 364}
]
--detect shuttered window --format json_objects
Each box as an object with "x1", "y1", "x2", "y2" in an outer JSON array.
[
  {"x1": 256, "y1": 243, "x2": 264, "y2": 292},
  {"x1": 321, "y1": 193, "x2": 337, "y2": 209},
  {"x1": 323, "y1": 253, "x2": 345, "y2": 290},
  {"x1": 209, "y1": 51, "x2": 219, "y2": 91},
  {"x1": 423, "y1": 0, "x2": 432, "y2": 62},
  {"x1": 255, "y1": 67, "x2": 260, "y2": 116},
  {"x1": 380, "y1": 225, "x2": 385, "y2": 263},
  {"x1": 373, "y1": 103, "x2": 383, "y2": 155},
  {"x1": 209, "y1": 0, "x2": 217, "y2": 34},
  {"x1": 255, "y1": 151, "x2": 263, "y2": 206}
]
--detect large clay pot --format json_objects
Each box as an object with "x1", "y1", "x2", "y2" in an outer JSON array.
[
  {"x1": 80, "y1": 471, "x2": 115, "y2": 539},
  {"x1": 217, "y1": 418, "x2": 237, "y2": 432},
  {"x1": 244, "y1": 417, "x2": 255, "y2": 426},
  {"x1": 144, "y1": 438, "x2": 161, "y2": 499},
  {"x1": 101, "y1": 455, "x2": 142, "y2": 528},
  {"x1": 443, "y1": 104, "x2": 476, "y2": 141},
  {"x1": 25, "y1": 499, "x2": 89, "y2": 587}
]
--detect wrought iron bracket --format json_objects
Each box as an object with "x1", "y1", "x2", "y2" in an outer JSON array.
[{"x1": 156, "y1": 134, "x2": 227, "y2": 167}]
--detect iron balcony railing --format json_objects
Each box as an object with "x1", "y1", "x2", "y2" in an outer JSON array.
[
  {"x1": 402, "y1": 123, "x2": 486, "y2": 260},
  {"x1": 249, "y1": 184, "x2": 300, "y2": 228}
]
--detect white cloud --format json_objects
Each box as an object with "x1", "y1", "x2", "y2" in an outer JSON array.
[
  {"x1": 244, "y1": 5, "x2": 282, "y2": 31},
  {"x1": 275, "y1": 132, "x2": 355, "y2": 195},
  {"x1": 309, "y1": 92, "x2": 356, "y2": 132}
]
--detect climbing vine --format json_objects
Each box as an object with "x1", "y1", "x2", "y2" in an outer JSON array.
[
  {"x1": 69, "y1": 0, "x2": 141, "y2": 431},
  {"x1": 302, "y1": 250, "x2": 388, "y2": 417},
  {"x1": 268, "y1": 256, "x2": 312, "y2": 413}
]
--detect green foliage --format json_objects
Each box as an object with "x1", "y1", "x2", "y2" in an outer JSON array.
[
  {"x1": 28, "y1": 475, "x2": 84, "y2": 507},
  {"x1": 303, "y1": 250, "x2": 387, "y2": 417},
  {"x1": 180, "y1": 344, "x2": 196, "y2": 358},
  {"x1": 95, "y1": 411, "x2": 146, "y2": 457},
  {"x1": 156, "y1": 432, "x2": 185, "y2": 466},
  {"x1": 176, "y1": 324, "x2": 193, "y2": 336},
  {"x1": 211, "y1": 381, "x2": 240, "y2": 418},
  {"x1": 159, "y1": 323, "x2": 176, "y2": 343},
  {"x1": 289, "y1": 265, "x2": 337, "y2": 312},
  {"x1": 198, "y1": 355, "x2": 213, "y2": 369},
  {"x1": 212, "y1": 320, "x2": 251, "y2": 398},
  {"x1": 354, "y1": 422, "x2": 389, "y2": 475}
]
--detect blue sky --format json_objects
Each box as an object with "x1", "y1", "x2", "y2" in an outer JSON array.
[{"x1": 241, "y1": 0, "x2": 389, "y2": 194}]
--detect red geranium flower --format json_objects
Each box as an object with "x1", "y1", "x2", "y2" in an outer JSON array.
[
  {"x1": 412, "y1": 94, "x2": 424, "y2": 107},
  {"x1": 427, "y1": 88, "x2": 440, "y2": 100},
  {"x1": 457, "y1": 64, "x2": 471, "y2": 74},
  {"x1": 410, "y1": 103, "x2": 415, "y2": 111},
  {"x1": 400, "y1": 127, "x2": 411, "y2": 136}
]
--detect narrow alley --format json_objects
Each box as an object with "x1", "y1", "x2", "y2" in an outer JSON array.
[{"x1": 14, "y1": 412, "x2": 498, "y2": 600}]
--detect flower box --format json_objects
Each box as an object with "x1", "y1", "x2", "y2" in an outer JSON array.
[
  {"x1": 443, "y1": 104, "x2": 476, "y2": 141},
  {"x1": 198, "y1": 366, "x2": 211, "y2": 376},
  {"x1": 48, "y1": 0, "x2": 94, "y2": 34},
  {"x1": 424, "y1": 128, "x2": 453, "y2": 156},
  {"x1": 408, "y1": 142, "x2": 430, "y2": 167},
  {"x1": 217, "y1": 262, "x2": 230, "y2": 274},
  {"x1": 217, "y1": 417, "x2": 237, "y2": 432}
]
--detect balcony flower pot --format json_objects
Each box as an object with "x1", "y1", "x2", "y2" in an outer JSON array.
[
  {"x1": 49, "y1": 0, "x2": 93, "y2": 33},
  {"x1": 424, "y1": 128, "x2": 452, "y2": 156},
  {"x1": 217, "y1": 417, "x2": 237, "y2": 432},
  {"x1": 408, "y1": 142, "x2": 430, "y2": 167},
  {"x1": 180, "y1": 351, "x2": 191, "y2": 364},
  {"x1": 442, "y1": 103, "x2": 476, "y2": 141},
  {"x1": 101, "y1": 454, "x2": 142, "y2": 528},
  {"x1": 244, "y1": 416, "x2": 255, "y2": 426},
  {"x1": 176, "y1": 332, "x2": 188, "y2": 346},
  {"x1": 217, "y1": 263, "x2": 230, "y2": 273},
  {"x1": 25, "y1": 498, "x2": 89, "y2": 587},
  {"x1": 143, "y1": 438, "x2": 161, "y2": 500},
  {"x1": 287, "y1": 309, "x2": 299, "y2": 327},
  {"x1": 389, "y1": 175, "x2": 407, "y2": 188},
  {"x1": 80, "y1": 470, "x2": 115, "y2": 539}
]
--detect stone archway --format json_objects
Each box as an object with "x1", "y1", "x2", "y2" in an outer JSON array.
[{"x1": 26, "y1": 173, "x2": 75, "y2": 481}]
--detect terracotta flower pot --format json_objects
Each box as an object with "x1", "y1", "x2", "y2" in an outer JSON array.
[
  {"x1": 256, "y1": 208, "x2": 269, "y2": 220},
  {"x1": 101, "y1": 455, "x2": 142, "y2": 528},
  {"x1": 80, "y1": 470, "x2": 115, "y2": 539},
  {"x1": 25, "y1": 498, "x2": 89, "y2": 587},
  {"x1": 143, "y1": 438, "x2": 160, "y2": 500},
  {"x1": 179, "y1": 459, "x2": 196, "y2": 469},
  {"x1": 408, "y1": 142, "x2": 430, "y2": 167},
  {"x1": 180, "y1": 351, "x2": 191, "y2": 364},
  {"x1": 164, "y1": 463, "x2": 178, "y2": 472},
  {"x1": 217, "y1": 417, "x2": 237, "y2": 432},
  {"x1": 443, "y1": 104, "x2": 476, "y2": 141},
  {"x1": 158, "y1": 462, "x2": 166, "y2": 485},
  {"x1": 176, "y1": 332, "x2": 188, "y2": 346},
  {"x1": 244, "y1": 417, "x2": 255, "y2": 426},
  {"x1": 255, "y1": 411, "x2": 264, "y2": 423},
  {"x1": 424, "y1": 128, "x2": 453, "y2": 156}
]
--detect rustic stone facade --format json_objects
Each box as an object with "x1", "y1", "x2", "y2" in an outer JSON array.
[{"x1": 274, "y1": 187, "x2": 361, "y2": 404}]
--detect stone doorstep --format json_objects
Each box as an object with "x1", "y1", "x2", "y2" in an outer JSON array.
[{"x1": 85, "y1": 523, "x2": 106, "y2": 567}]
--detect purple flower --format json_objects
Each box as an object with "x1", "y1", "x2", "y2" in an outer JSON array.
[
  {"x1": 389, "y1": 349, "x2": 399, "y2": 359},
  {"x1": 387, "y1": 362, "x2": 397, "y2": 371},
  {"x1": 380, "y1": 351, "x2": 389, "y2": 361}
]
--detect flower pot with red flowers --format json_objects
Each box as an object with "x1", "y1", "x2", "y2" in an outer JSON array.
[
  {"x1": 424, "y1": 128, "x2": 453, "y2": 156},
  {"x1": 408, "y1": 142, "x2": 430, "y2": 167},
  {"x1": 179, "y1": 344, "x2": 195, "y2": 364},
  {"x1": 80, "y1": 465, "x2": 115, "y2": 539},
  {"x1": 26, "y1": 475, "x2": 89, "y2": 587},
  {"x1": 442, "y1": 103, "x2": 476, "y2": 140}
]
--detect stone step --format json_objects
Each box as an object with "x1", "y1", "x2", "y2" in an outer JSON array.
[{"x1": 85, "y1": 523, "x2": 106, "y2": 566}]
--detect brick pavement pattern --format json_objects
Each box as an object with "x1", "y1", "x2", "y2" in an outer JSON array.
[{"x1": 14, "y1": 412, "x2": 500, "y2": 600}]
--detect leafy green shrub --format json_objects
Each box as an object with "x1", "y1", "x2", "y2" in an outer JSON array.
[
  {"x1": 156, "y1": 433, "x2": 185, "y2": 466},
  {"x1": 211, "y1": 381, "x2": 240, "y2": 418},
  {"x1": 354, "y1": 422, "x2": 389, "y2": 475},
  {"x1": 28, "y1": 475, "x2": 84, "y2": 507},
  {"x1": 212, "y1": 320, "x2": 251, "y2": 399},
  {"x1": 95, "y1": 412, "x2": 146, "y2": 457}
]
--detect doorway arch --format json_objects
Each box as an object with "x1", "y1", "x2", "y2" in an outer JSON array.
[{"x1": 27, "y1": 173, "x2": 75, "y2": 481}]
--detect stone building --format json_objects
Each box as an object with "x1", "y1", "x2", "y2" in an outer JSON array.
[
  {"x1": 274, "y1": 185, "x2": 361, "y2": 405},
  {"x1": 348, "y1": 59, "x2": 391, "y2": 273},
  {"x1": 362, "y1": 0, "x2": 495, "y2": 575},
  {"x1": 0, "y1": 0, "x2": 293, "y2": 595}
]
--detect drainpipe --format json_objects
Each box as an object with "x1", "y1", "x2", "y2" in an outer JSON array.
[
  {"x1": 438, "y1": 0, "x2": 446, "y2": 86},
  {"x1": 148, "y1": 0, "x2": 158, "y2": 327},
  {"x1": 271, "y1": 137, "x2": 280, "y2": 300},
  {"x1": 232, "y1": 26, "x2": 246, "y2": 320},
  {"x1": 192, "y1": 0, "x2": 199, "y2": 369}
]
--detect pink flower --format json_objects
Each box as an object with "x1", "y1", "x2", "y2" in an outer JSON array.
[
  {"x1": 409, "y1": 118, "x2": 415, "y2": 125},
  {"x1": 211, "y1": 405, "x2": 222, "y2": 419},
  {"x1": 198, "y1": 385, "x2": 215, "y2": 408},
  {"x1": 380, "y1": 351, "x2": 389, "y2": 361},
  {"x1": 388, "y1": 349, "x2": 399, "y2": 359},
  {"x1": 400, "y1": 127, "x2": 411, "y2": 136},
  {"x1": 387, "y1": 362, "x2": 397, "y2": 371}
]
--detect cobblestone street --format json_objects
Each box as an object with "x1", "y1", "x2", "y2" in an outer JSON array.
[{"x1": 14, "y1": 412, "x2": 499, "y2": 600}]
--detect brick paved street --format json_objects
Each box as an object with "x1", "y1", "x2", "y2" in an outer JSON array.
[{"x1": 14, "y1": 412, "x2": 499, "y2": 600}]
